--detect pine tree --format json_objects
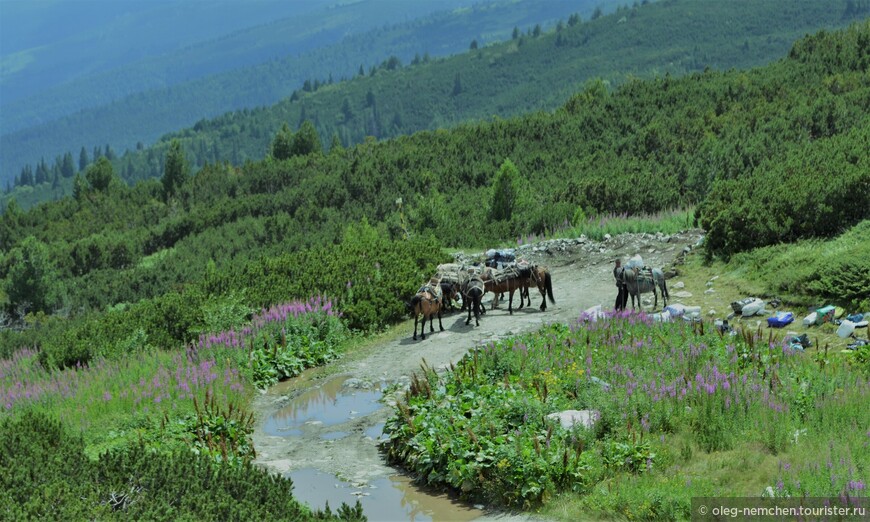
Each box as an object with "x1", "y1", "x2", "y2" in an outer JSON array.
[
  {"x1": 329, "y1": 133, "x2": 344, "y2": 154},
  {"x1": 162, "y1": 139, "x2": 189, "y2": 200},
  {"x1": 73, "y1": 174, "x2": 86, "y2": 201},
  {"x1": 35, "y1": 159, "x2": 49, "y2": 185},
  {"x1": 85, "y1": 157, "x2": 115, "y2": 192},
  {"x1": 79, "y1": 147, "x2": 89, "y2": 171},
  {"x1": 271, "y1": 123, "x2": 294, "y2": 160},
  {"x1": 490, "y1": 158, "x2": 521, "y2": 221},
  {"x1": 291, "y1": 120, "x2": 321, "y2": 157},
  {"x1": 62, "y1": 152, "x2": 76, "y2": 178}
]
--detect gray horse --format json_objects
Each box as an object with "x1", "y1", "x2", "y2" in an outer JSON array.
[{"x1": 620, "y1": 267, "x2": 669, "y2": 310}]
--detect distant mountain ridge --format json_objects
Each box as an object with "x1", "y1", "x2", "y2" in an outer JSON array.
[
  {"x1": 112, "y1": 0, "x2": 868, "y2": 183},
  {"x1": 0, "y1": 0, "x2": 605, "y2": 185}
]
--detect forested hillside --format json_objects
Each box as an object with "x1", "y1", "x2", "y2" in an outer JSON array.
[
  {"x1": 0, "y1": 0, "x2": 332, "y2": 106},
  {"x1": 1, "y1": 22, "x2": 867, "y2": 366},
  {"x1": 0, "y1": 0, "x2": 613, "y2": 188},
  {"x1": 5, "y1": 0, "x2": 868, "y2": 208}
]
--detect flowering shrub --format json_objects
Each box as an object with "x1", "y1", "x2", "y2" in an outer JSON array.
[
  {"x1": 195, "y1": 296, "x2": 347, "y2": 389},
  {"x1": 383, "y1": 311, "x2": 870, "y2": 512}
]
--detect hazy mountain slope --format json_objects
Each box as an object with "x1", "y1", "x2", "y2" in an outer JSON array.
[
  {"x1": 0, "y1": 0, "x2": 472, "y2": 131},
  {"x1": 0, "y1": 0, "x2": 612, "y2": 186},
  {"x1": 0, "y1": 0, "x2": 332, "y2": 105},
  {"x1": 110, "y1": 0, "x2": 866, "y2": 183}
]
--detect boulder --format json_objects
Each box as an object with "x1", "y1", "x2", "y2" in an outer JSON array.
[{"x1": 547, "y1": 410, "x2": 599, "y2": 430}]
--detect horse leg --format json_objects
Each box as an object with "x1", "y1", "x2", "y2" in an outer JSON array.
[
  {"x1": 508, "y1": 289, "x2": 515, "y2": 315},
  {"x1": 466, "y1": 300, "x2": 472, "y2": 325},
  {"x1": 473, "y1": 296, "x2": 480, "y2": 326},
  {"x1": 413, "y1": 312, "x2": 419, "y2": 340}
]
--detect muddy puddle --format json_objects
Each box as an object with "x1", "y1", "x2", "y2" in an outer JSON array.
[
  {"x1": 262, "y1": 374, "x2": 384, "y2": 437},
  {"x1": 288, "y1": 468, "x2": 483, "y2": 522},
  {"x1": 261, "y1": 373, "x2": 486, "y2": 520}
]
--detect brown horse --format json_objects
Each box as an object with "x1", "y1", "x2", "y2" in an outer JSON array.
[
  {"x1": 489, "y1": 264, "x2": 555, "y2": 312},
  {"x1": 410, "y1": 277, "x2": 445, "y2": 340},
  {"x1": 524, "y1": 264, "x2": 556, "y2": 311},
  {"x1": 482, "y1": 267, "x2": 527, "y2": 314}
]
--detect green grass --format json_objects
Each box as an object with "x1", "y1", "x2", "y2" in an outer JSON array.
[
  {"x1": 563, "y1": 208, "x2": 696, "y2": 243},
  {"x1": 1, "y1": 345, "x2": 249, "y2": 455},
  {"x1": 382, "y1": 312, "x2": 869, "y2": 517}
]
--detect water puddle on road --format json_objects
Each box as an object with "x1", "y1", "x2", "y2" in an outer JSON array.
[
  {"x1": 263, "y1": 373, "x2": 486, "y2": 520},
  {"x1": 262, "y1": 374, "x2": 384, "y2": 436},
  {"x1": 288, "y1": 468, "x2": 484, "y2": 522}
]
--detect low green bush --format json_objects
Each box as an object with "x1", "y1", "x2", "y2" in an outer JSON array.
[{"x1": 0, "y1": 411, "x2": 365, "y2": 521}]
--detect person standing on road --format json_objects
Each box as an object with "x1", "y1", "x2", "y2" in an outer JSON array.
[{"x1": 614, "y1": 259, "x2": 627, "y2": 311}]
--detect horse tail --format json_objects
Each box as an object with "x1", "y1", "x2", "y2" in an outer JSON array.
[{"x1": 545, "y1": 271, "x2": 555, "y2": 304}]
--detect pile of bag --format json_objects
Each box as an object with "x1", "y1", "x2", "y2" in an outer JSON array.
[{"x1": 730, "y1": 297, "x2": 766, "y2": 317}]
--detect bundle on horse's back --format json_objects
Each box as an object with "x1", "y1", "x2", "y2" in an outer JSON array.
[
  {"x1": 411, "y1": 277, "x2": 445, "y2": 340},
  {"x1": 622, "y1": 266, "x2": 669, "y2": 310}
]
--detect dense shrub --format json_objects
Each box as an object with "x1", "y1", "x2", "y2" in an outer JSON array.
[{"x1": 0, "y1": 411, "x2": 366, "y2": 521}]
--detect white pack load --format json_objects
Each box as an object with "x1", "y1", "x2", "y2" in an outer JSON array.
[
  {"x1": 651, "y1": 310, "x2": 672, "y2": 323},
  {"x1": 583, "y1": 304, "x2": 605, "y2": 321},
  {"x1": 802, "y1": 312, "x2": 818, "y2": 326},
  {"x1": 664, "y1": 303, "x2": 686, "y2": 317},
  {"x1": 683, "y1": 305, "x2": 702, "y2": 318},
  {"x1": 626, "y1": 255, "x2": 645, "y2": 270},
  {"x1": 837, "y1": 320, "x2": 856, "y2": 338},
  {"x1": 741, "y1": 298, "x2": 766, "y2": 317}
]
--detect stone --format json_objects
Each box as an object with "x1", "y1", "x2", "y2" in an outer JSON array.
[
  {"x1": 547, "y1": 410, "x2": 599, "y2": 430},
  {"x1": 589, "y1": 376, "x2": 611, "y2": 392},
  {"x1": 673, "y1": 281, "x2": 685, "y2": 289},
  {"x1": 674, "y1": 291, "x2": 693, "y2": 298}
]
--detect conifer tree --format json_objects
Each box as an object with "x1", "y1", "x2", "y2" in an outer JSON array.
[
  {"x1": 490, "y1": 158, "x2": 521, "y2": 221},
  {"x1": 162, "y1": 139, "x2": 189, "y2": 200},
  {"x1": 271, "y1": 123, "x2": 294, "y2": 160},
  {"x1": 79, "y1": 147, "x2": 89, "y2": 172},
  {"x1": 291, "y1": 120, "x2": 322, "y2": 157},
  {"x1": 62, "y1": 152, "x2": 76, "y2": 178}
]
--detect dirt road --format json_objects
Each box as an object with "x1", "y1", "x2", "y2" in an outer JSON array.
[{"x1": 251, "y1": 230, "x2": 704, "y2": 520}]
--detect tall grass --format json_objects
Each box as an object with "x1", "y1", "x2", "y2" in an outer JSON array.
[
  {"x1": 1, "y1": 345, "x2": 247, "y2": 435},
  {"x1": 515, "y1": 208, "x2": 695, "y2": 246},
  {"x1": 1, "y1": 296, "x2": 345, "y2": 451}
]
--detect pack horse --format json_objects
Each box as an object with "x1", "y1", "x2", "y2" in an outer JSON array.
[{"x1": 410, "y1": 277, "x2": 445, "y2": 340}]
